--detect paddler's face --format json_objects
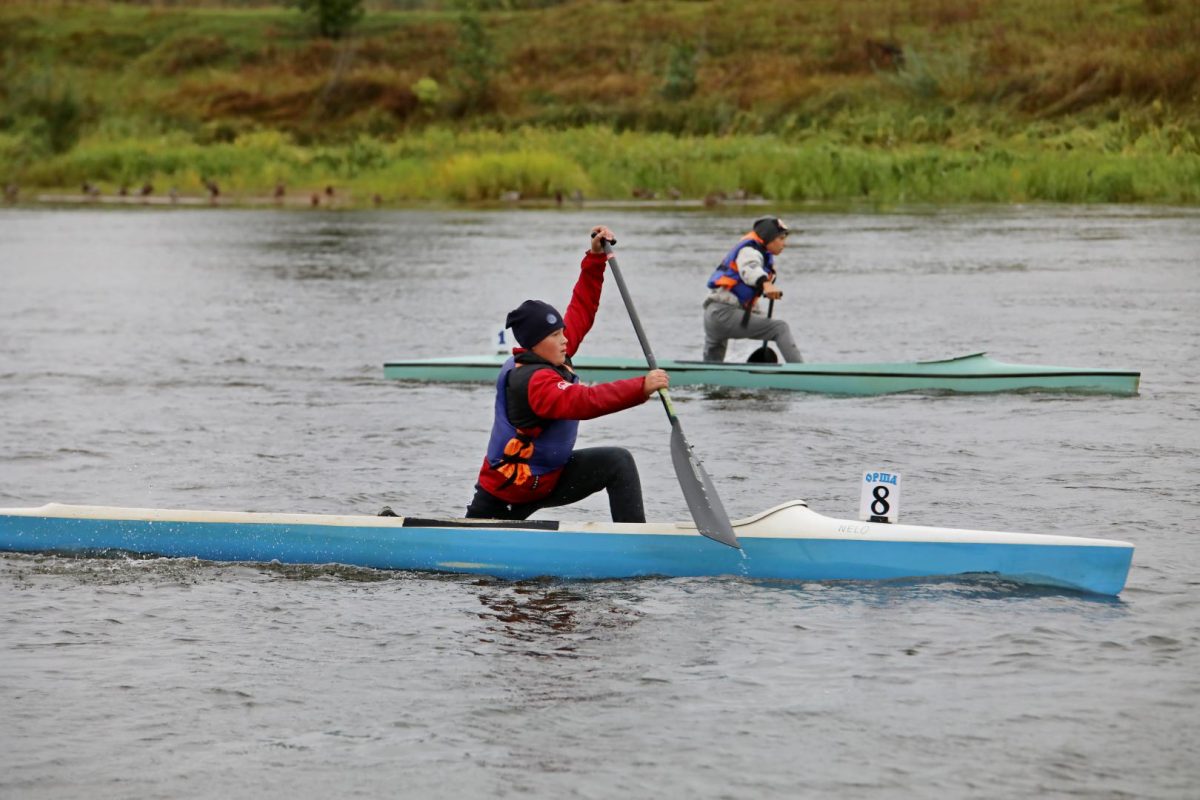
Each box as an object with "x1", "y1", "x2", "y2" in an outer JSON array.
[
  {"x1": 532, "y1": 328, "x2": 568, "y2": 365},
  {"x1": 766, "y1": 235, "x2": 788, "y2": 256}
]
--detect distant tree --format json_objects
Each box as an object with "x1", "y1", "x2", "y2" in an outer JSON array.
[
  {"x1": 660, "y1": 43, "x2": 698, "y2": 101},
  {"x1": 291, "y1": 0, "x2": 364, "y2": 39},
  {"x1": 451, "y1": 0, "x2": 497, "y2": 112},
  {"x1": 6, "y1": 69, "x2": 86, "y2": 154}
]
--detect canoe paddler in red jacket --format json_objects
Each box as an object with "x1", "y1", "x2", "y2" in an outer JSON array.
[{"x1": 465, "y1": 225, "x2": 669, "y2": 523}]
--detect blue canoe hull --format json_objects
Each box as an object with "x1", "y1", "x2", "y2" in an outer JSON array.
[{"x1": 0, "y1": 502, "x2": 1134, "y2": 596}]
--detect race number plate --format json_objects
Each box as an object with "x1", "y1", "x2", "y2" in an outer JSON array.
[{"x1": 860, "y1": 471, "x2": 901, "y2": 523}]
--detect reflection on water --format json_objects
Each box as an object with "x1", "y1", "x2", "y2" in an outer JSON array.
[{"x1": 474, "y1": 579, "x2": 643, "y2": 659}]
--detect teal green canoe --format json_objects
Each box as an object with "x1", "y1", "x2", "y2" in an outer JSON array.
[{"x1": 383, "y1": 352, "x2": 1140, "y2": 396}]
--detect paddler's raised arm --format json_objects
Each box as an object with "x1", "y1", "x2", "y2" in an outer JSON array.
[{"x1": 561, "y1": 225, "x2": 616, "y2": 358}]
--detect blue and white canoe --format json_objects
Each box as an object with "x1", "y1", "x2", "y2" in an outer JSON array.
[{"x1": 0, "y1": 501, "x2": 1133, "y2": 596}]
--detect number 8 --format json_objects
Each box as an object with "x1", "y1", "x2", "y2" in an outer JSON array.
[{"x1": 871, "y1": 485, "x2": 890, "y2": 516}]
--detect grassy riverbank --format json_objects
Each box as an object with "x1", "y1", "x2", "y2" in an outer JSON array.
[
  {"x1": 12, "y1": 126, "x2": 1199, "y2": 205},
  {"x1": 2, "y1": 0, "x2": 1198, "y2": 205}
]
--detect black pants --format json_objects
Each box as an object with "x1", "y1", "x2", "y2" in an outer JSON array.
[{"x1": 465, "y1": 446, "x2": 645, "y2": 523}]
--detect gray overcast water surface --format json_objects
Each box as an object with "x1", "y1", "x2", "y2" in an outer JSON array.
[{"x1": 1, "y1": 206, "x2": 1198, "y2": 798}]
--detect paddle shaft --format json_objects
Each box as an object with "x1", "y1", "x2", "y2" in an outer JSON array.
[
  {"x1": 761, "y1": 298, "x2": 775, "y2": 349},
  {"x1": 601, "y1": 242, "x2": 673, "y2": 416}
]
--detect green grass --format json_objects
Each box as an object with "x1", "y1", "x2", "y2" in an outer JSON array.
[
  {"x1": 2, "y1": 0, "x2": 1199, "y2": 204},
  {"x1": 18, "y1": 126, "x2": 1198, "y2": 205}
]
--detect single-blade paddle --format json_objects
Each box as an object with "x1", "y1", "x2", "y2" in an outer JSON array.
[
  {"x1": 747, "y1": 298, "x2": 779, "y2": 363},
  {"x1": 601, "y1": 240, "x2": 740, "y2": 549}
]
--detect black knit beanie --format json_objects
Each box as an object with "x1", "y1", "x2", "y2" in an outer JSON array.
[
  {"x1": 752, "y1": 217, "x2": 790, "y2": 244},
  {"x1": 506, "y1": 299, "x2": 565, "y2": 348}
]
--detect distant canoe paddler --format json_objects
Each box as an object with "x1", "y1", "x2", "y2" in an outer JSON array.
[
  {"x1": 465, "y1": 226, "x2": 670, "y2": 523},
  {"x1": 702, "y1": 216, "x2": 804, "y2": 362}
]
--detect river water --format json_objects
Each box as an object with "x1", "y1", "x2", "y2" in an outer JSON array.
[{"x1": 1, "y1": 206, "x2": 1198, "y2": 798}]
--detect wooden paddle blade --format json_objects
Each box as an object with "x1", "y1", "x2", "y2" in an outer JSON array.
[{"x1": 669, "y1": 419, "x2": 740, "y2": 548}]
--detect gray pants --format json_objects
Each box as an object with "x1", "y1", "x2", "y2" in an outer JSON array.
[{"x1": 703, "y1": 301, "x2": 804, "y2": 362}]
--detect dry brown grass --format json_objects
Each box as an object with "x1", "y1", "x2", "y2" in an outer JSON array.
[{"x1": 3, "y1": 0, "x2": 1198, "y2": 139}]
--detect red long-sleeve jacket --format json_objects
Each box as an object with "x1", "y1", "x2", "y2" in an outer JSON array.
[{"x1": 475, "y1": 251, "x2": 648, "y2": 503}]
